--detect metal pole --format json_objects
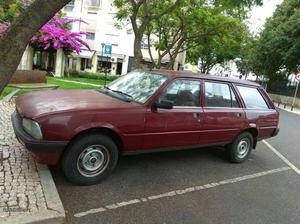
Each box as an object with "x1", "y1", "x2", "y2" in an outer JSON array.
[
  {"x1": 79, "y1": 0, "x2": 84, "y2": 31},
  {"x1": 101, "y1": 43, "x2": 105, "y2": 86},
  {"x1": 291, "y1": 81, "x2": 299, "y2": 111},
  {"x1": 105, "y1": 55, "x2": 108, "y2": 87}
]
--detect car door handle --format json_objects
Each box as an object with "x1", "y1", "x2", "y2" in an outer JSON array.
[
  {"x1": 192, "y1": 112, "x2": 201, "y2": 122},
  {"x1": 235, "y1": 112, "x2": 242, "y2": 118}
]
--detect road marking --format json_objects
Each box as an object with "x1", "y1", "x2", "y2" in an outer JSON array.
[
  {"x1": 263, "y1": 140, "x2": 300, "y2": 175},
  {"x1": 74, "y1": 166, "x2": 290, "y2": 218}
]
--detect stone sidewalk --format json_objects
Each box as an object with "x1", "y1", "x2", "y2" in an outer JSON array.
[{"x1": 0, "y1": 101, "x2": 65, "y2": 224}]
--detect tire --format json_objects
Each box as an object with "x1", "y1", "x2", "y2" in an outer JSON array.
[
  {"x1": 226, "y1": 132, "x2": 253, "y2": 163},
  {"x1": 61, "y1": 133, "x2": 119, "y2": 185}
]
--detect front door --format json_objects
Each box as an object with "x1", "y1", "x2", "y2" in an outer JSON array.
[
  {"x1": 143, "y1": 79, "x2": 203, "y2": 150},
  {"x1": 201, "y1": 81, "x2": 245, "y2": 145}
]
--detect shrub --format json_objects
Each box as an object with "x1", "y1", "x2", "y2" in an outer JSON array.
[{"x1": 68, "y1": 70, "x2": 119, "y2": 82}]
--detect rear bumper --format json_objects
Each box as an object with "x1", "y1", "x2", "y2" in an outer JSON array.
[
  {"x1": 272, "y1": 127, "x2": 280, "y2": 137},
  {"x1": 11, "y1": 111, "x2": 68, "y2": 165}
]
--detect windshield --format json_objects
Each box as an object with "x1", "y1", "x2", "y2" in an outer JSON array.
[{"x1": 106, "y1": 71, "x2": 168, "y2": 104}]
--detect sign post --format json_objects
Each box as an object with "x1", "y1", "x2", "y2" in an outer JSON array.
[
  {"x1": 101, "y1": 43, "x2": 112, "y2": 86},
  {"x1": 291, "y1": 66, "x2": 300, "y2": 111}
]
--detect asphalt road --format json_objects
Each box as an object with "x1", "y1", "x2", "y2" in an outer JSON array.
[{"x1": 51, "y1": 109, "x2": 300, "y2": 224}]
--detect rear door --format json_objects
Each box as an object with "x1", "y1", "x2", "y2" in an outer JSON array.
[{"x1": 201, "y1": 81, "x2": 245, "y2": 145}]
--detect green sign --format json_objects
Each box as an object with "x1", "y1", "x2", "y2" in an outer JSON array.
[{"x1": 102, "y1": 44, "x2": 112, "y2": 57}]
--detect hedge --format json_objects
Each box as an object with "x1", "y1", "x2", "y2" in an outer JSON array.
[{"x1": 68, "y1": 70, "x2": 119, "y2": 82}]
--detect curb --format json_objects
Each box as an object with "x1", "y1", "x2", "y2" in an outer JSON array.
[
  {"x1": 2, "y1": 165, "x2": 65, "y2": 224},
  {"x1": 53, "y1": 78, "x2": 102, "y2": 87},
  {"x1": 275, "y1": 102, "x2": 300, "y2": 116}
]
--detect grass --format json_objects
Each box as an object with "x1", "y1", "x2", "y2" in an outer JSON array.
[{"x1": 0, "y1": 77, "x2": 109, "y2": 100}]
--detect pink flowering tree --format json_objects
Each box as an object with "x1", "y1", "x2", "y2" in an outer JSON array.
[
  {"x1": 1, "y1": 1, "x2": 90, "y2": 54},
  {"x1": 30, "y1": 16, "x2": 91, "y2": 54}
]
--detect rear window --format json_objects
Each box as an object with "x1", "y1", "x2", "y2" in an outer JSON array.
[{"x1": 237, "y1": 86, "x2": 269, "y2": 109}]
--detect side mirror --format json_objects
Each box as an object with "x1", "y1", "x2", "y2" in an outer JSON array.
[{"x1": 152, "y1": 100, "x2": 173, "y2": 110}]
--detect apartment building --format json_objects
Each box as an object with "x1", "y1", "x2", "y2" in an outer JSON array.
[{"x1": 18, "y1": 0, "x2": 185, "y2": 76}]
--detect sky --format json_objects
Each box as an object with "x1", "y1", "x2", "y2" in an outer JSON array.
[{"x1": 247, "y1": 0, "x2": 284, "y2": 33}]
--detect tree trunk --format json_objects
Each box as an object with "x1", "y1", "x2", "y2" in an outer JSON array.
[
  {"x1": 0, "y1": 0, "x2": 71, "y2": 94},
  {"x1": 132, "y1": 33, "x2": 143, "y2": 70}
]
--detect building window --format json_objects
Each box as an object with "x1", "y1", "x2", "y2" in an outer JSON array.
[
  {"x1": 85, "y1": 0, "x2": 101, "y2": 7},
  {"x1": 86, "y1": 32, "x2": 95, "y2": 40},
  {"x1": 64, "y1": 0, "x2": 75, "y2": 11},
  {"x1": 141, "y1": 37, "x2": 149, "y2": 49}
]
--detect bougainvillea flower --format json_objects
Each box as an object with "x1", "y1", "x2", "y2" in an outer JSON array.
[{"x1": 30, "y1": 16, "x2": 91, "y2": 54}]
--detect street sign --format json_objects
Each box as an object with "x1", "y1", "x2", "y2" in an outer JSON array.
[
  {"x1": 296, "y1": 73, "x2": 300, "y2": 81},
  {"x1": 102, "y1": 44, "x2": 112, "y2": 57},
  {"x1": 297, "y1": 65, "x2": 300, "y2": 73}
]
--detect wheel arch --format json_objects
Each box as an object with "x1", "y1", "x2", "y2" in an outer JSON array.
[
  {"x1": 242, "y1": 127, "x2": 258, "y2": 149},
  {"x1": 66, "y1": 127, "x2": 124, "y2": 154}
]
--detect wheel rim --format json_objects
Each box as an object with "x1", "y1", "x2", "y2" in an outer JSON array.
[
  {"x1": 77, "y1": 145, "x2": 110, "y2": 177},
  {"x1": 237, "y1": 138, "x2": 250, "y2": 159}
]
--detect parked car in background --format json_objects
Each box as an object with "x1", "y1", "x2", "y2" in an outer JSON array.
[{"x1": 12, "y1": 70, "x2": 280, "y2": 185}]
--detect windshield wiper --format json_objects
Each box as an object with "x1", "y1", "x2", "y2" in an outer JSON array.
[
  {"x1": 111, "y1": 90, "x2": 133, "y2": 99},
  {"x1": 103, "y1": 87, "x2": 133, "y2": 100}
]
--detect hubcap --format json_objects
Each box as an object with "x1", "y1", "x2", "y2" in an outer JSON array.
[
  {"x1": 77, "y1": 145, "x2": 110, "y2": 177},
  {"x1": 237, "y1": 138, "x2": 250, "y2": 159}
]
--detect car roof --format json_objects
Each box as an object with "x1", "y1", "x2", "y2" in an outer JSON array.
[{"x1": 148, "y1": 70, "x2": 260, "y2": 87}]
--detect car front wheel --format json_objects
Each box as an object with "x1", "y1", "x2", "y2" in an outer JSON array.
[
  {"x1": 226, "y1": 132, "x2": 253, "y2": 163},
  {"x1": 62, "y1": 133, "x2": 119, "y2": 185}
]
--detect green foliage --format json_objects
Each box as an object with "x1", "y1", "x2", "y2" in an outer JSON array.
[
  {"x1": 252, "y1": 0, "x2": 300, "y2": 80},
  {"x1": 0, "y1": 0, "x2": 29, "y2": 23},
  {"x1": 186, "y1": 13, "x2": 246, "y2": 73},
  {"x1": 235, "y1": 35, "x2": 259, "y2": 78},
  {"x1": 68, "y1": 70, "x2": 119, "y2": 82},
  {"x1": 169, "y1": 0, "x2": 253, "y2": 73},
  {"x1": 213, "y1": 0, "x2": 263, "y2": 19}
]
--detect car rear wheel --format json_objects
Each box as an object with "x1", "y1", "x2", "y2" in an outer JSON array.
[
  {"x1": 226, "y1": 132, "x2": 253, "y2": 163},
  {"x1": 62, "y1": 133, "x2": 119, "y2": 185}
]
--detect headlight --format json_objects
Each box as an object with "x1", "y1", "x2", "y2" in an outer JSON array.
[{"x1": 22, "y1": 118, "x2": 43, "y2": 140}]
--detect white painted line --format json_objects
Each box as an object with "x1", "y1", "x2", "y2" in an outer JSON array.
[
  {"x1": 74, "y1": 166, "x2": 290, "y2": 218},
  {"x1": 263, "y1": 140, "x2": 300, "y2": 175}
]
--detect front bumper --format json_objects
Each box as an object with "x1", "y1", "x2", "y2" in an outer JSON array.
[{"x1": 11, "y1": 111, "x2": 68, "y2": 165}]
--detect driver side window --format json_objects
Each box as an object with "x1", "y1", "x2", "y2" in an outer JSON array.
[{"x1": 159, "y1": 79, "x2": 201, "y2": 107}]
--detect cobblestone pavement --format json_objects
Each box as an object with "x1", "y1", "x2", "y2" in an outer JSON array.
[{"x1": 0, "y1": 101, "x2": 48, "y2": 219}]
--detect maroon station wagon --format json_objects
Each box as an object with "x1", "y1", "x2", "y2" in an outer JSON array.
[{"x1": 12, "y1": 70, "x2": 279, "y2": 185}]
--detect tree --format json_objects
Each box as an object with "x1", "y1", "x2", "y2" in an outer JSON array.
[
  {"x1": 250, "y1": 0, "x2": 300, "y2": 80},
  {"x1": 0, "y1": 0, "x2": 72, "y2": 94},
  {"x1": 145, "y1": 0, "x2": 261, "y2": 71},
  {"x1": 114, "y1": 0, "x2": 181, "y2": 69}
]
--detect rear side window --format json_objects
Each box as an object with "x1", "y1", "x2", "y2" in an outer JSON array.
[
  {"x1": 237, "y1": 86, "x2": 269, "y2": 109},
  {"x1": 205, "y1": 82, "x2": 239, "y2": 108}
]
